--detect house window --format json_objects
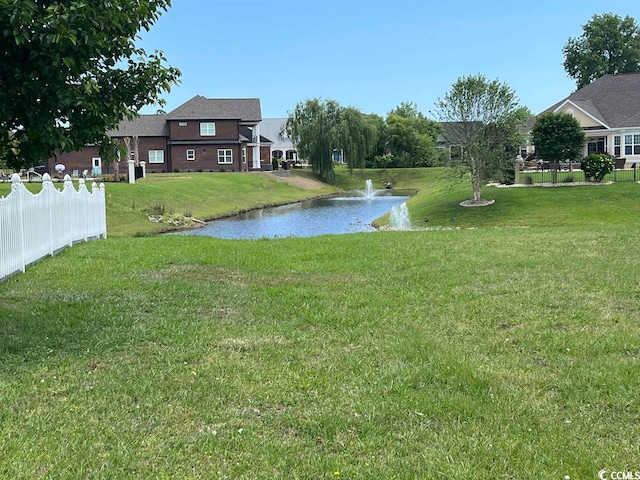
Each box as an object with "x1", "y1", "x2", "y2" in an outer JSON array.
[
  {"x1": 186, "y1": 149, "x2": 195, "y2": 161},
  {"x1": 148, "y1": 150, "x2": 164, "y2": 164},
  {"x1": 286, "y1": 150, "x2": 297, "y2": 161},
  {"x1": 200, "y1": 122, "x2": 216, "y2": 136},
  {"x1": 242, "y1": 147, "x2": 247, "y2": 164},
  {"x1": 624, "y1": 134, "x2": 640, "y2": 155},
  {"x1": 179, "y1": 122, "x2": 187, "y2": 127},
  {"x1": 218, "y1": 149, "x2": 233, "y2": 164},
  {"x1": 614, "y1": 136, "x2": 621, "y2": 157}
]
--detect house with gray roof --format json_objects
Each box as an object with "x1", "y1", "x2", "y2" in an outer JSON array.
[
  {"x1": 540, "y1": 73, "x2": 640, "y2": 167},
  {"x1": 49, "y1": 96, "x2": 272, "y2": 175}
]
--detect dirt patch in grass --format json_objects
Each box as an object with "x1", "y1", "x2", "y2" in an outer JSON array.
[{"x1": 264, "y1": 173, "x2": 328, "y2": 190}]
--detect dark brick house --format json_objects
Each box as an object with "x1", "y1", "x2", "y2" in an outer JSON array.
[{"x1": 49, "y1": 96, "x2": 272, "y2": 175}]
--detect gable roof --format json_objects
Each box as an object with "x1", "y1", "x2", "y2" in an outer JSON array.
[
  {"x1": 108, "y1": 114, "x2": 169, "y2": 137},
  {"x1": 259, "y1": 118, "x2": 293, "y2": 147},
  {"x1": 543, "y1": 73, "x2": 640, "y2": 128},
  {"x1": 167, "y1": 96, "x2": 262, "y2": 122},
  {"x1": 239, "y1": 125, "x2": 272, "y2": 144}
]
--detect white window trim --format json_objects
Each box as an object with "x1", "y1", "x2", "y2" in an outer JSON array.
[
  {"x1": 148, "y1": 150, "x2": 165, "y2": 164},
  {"x1": 242, "y1": 147, "x2": 247, "y2": 164},
  {"x1": 186, "y1": 149, "x2": 195, "y2": 161},
  {"x1": 624, "y1": 133, "x2": 640, "y2": 156},
  {"x1": 200, "y1": 122, "x2": 216, "y2": 136},
  {"x1": 218, "y1": 149, "x2": 233, "y2": 164}
]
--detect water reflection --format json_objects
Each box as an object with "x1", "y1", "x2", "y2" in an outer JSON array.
[{"x1": 176, "y1": 192, "x2": 409, "y2": 239}]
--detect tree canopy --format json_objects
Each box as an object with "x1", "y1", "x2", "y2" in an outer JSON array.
[
  {"x1": 284, "y1": 99, "x2": 377, "y2": 181},
  {"x1": 434, "y1": 75, "x2": 525, "y2": 203},
  {"x1": 1, "y1": 0, "x2": 181, "y2": 169},
  {"x1": 384, "y1": 102, "x2": 442, "y2": 168},
  {"x1": 531, "y1": 112, "x2": 585, "y2": 183},
  {"x1": 563, "y1": 13, "x2": 640, "y2": 89}
]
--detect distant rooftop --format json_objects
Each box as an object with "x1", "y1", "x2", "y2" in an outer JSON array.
[{"x1": 167, "y1": 96, "x2": 262, "y2": 123}]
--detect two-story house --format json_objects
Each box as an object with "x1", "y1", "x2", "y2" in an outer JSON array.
[{"x1": 49, "y1": 96, "x2": 272, "y2": 175}]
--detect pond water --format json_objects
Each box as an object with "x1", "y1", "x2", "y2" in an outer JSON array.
[{"x1": 175, "y1": 191, "x2": 409, "y2": 239}]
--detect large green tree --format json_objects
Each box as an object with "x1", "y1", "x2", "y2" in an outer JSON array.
[
  {"x1": 531, "y1": 112, "x2": 585, "y2": 184},
  {"x1": 1, "y1": 0, "x2": 181, "y2": 169},
  {"x1": 563, "y1": 13, "x2": 640, "y2": 89},
  {"x1": 284, "y1": 99, "x2": 377, "y2": 181},
  {"x1": 384, "y1": 102, "x2": 442, "y2": 168},
  {"x1": 434, "y1": 75, "x2": 525, "y2": 203}
]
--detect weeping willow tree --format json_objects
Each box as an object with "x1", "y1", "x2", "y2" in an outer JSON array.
[{"x1": 284, "y1": 99, "x2": 378, "y2": 181}]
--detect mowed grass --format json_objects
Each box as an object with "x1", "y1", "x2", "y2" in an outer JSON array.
[
  {"x1": 0, "y1": 172, "x2": 337, "y2": 237},
  {"x1": 1, "y1": 169, "x2": 640, "y2": 477},
  {"x1": 323, "y1": 166, "x2": 640, "y2": 229}
]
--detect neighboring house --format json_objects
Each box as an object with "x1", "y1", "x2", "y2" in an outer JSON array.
[
  {"x1": 540, "y1": 73, "x2": 640, "y2": 167},
  {"x1": 258, "y1": 118, "x2": 301, "y2": 165},
  {"x1": 49, "y1": 96, "x2": 272, "y2": 174}
]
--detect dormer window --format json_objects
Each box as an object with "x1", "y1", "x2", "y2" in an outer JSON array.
[{"x1": 200, "y1": 122, "x2": 216, "y2": 136}]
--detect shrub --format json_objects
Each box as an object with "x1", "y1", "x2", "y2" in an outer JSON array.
[
  {"x1": 272, "y1": 158, "x2": 279, "y2": 170},
  {"x1": 148, "y1": 201, "x2": 165, "y2": 216},
  {"x1": 581, "y1": 153, "x2": 615, "y2": 182},
  {"x1": 563, "y1": 175, "x2": 574, "y2": 183},
  {"x1": 524, "y1": 175, "x2": 534, "y2": 185}
]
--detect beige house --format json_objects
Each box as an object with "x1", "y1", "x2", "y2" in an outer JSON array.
[{"x1": 541, "y1": 73, "x2": 640, "y2": 168}]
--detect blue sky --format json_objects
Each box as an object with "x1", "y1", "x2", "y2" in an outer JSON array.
[{"x1": 137, "y1": 0, "x2": 640, "y2": 118}]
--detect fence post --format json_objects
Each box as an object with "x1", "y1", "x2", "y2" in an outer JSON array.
[
  {"x1": 78, "y1": 178, "x2": 88, "y2": 242},
  {"x1": 64, "y1": 174, "x2": 73, "y2": 247},
  {"x1": 100, "y1": 182, "x2": 107, "y2": 239},
  {"x1": 42, "y1": 173, "x2": 55, "y2": 256},
  {"x1": 11, "y1": 173, "x2": 27, "y2": 273},
  {"x1": 128, "y1": 160, "x2": 135, "y2": 184}
]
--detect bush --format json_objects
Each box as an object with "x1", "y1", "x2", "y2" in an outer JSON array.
[
  {"x1": 272, "y1": 158, "x2": 279, "y2": 170},
  {"x1": 524, "y1": 175, "x2": 534, "y2": 185},
  {"x1": 581, "y1": 154, "x2": 615, "y2": 182}
]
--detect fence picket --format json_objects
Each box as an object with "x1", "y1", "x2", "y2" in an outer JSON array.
[{"x1": 0, "y1": 174, "x2": 106, "y2": 281}]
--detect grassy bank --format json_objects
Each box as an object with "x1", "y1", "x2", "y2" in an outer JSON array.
[
  {"x1": 1, "y1": 225, "x2": 639, "y2": 478},
  {"x1": 0, "y1": 172, "x2": 337, "y2": 237},
  {"x1": 2, "y1": 168, "x2": 640, "y2": 477},
  {"x1": 5, "y1": 167, "x2": 638, "y2": 236}
]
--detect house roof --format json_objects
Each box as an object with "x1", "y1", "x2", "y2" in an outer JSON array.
[
  {"x1": 167, "y1": 96, "x2": 262, "y2": 122},
  {"x1": 259, "y1": 118, "x2": 289, "y2": 143},
  {"x1": 108, "y1": 114, "x2": 169, "y2": 137},
  {"x1": 543, "y1": 73, "x2": 640, "y2": 128},
  {"x1": 239, "y1": 126, "x2": 272, "y2": 144}
]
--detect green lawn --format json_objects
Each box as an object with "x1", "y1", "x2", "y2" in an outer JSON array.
[
  {"x1": 0, "y1": 172, "x2": 337, "y2": 237},
  {"x1": 1, "y1": 168, "x2": 639, "y2": 478}
]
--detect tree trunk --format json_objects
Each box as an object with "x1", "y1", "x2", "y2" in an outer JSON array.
[
  {"x1": 471, "y1": 157, "x2": 482, "y2": 202},
  {"x1": 552, "y1": 161, "x2": 558, "y2": 184}
]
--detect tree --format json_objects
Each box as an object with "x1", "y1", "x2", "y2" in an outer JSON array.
[
  {"x1": 482, "y1": 106, "x2": 532, "y2": 185},
  {"x1": 563, "y1": 13, "x2": 640, "y2": 89},
  {"x1": 433, "y1": 75, "x2": 524, "y2": 203},
  {"x1": 0, "y1": 0, "x2": 181, "y2": 170},
  {"x1": 385, "y1": 102, "x2": 442, "y2": 168},
  {"x1": 531, "y1": 112, "x2": 585, "y2": 183},
  {"x1": 284, "y1": 99, "x2": 377, "y2": 181}
]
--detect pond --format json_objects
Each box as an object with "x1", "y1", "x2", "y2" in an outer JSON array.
[{"x1": 174, "y1": 191, "x2": 410, "y2": 239}]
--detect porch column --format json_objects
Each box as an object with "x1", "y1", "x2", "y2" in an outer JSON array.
[{"x1": 252, "y1": 123, "x2": 261, "y2": 169}]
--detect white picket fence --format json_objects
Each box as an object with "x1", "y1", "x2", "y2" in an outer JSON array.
[{"x1": 0, "y1": 173, "x2": 106, "y2": 280}]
